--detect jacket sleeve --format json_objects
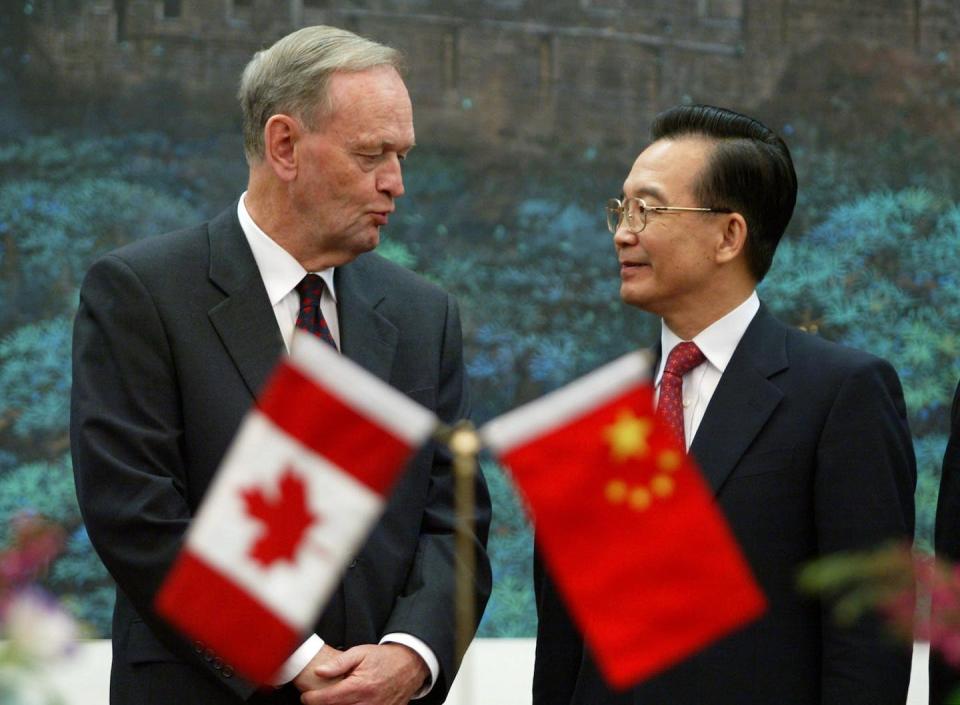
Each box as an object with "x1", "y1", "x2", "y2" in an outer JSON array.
[
  {"x1": 814, "y1": 357, "x2": 916, "y2": 705},
  {"x1": 930, "y1": 378, "x2": 960, "y2": 704},
  {"x1": 380, "y1": 294, "x2": 493, "y2": 704},
  {"x1": 532, "y1": 542, "x2": 584, "y2": 705},
  {"x1": 70, "y1": 254, "x2": 257, "y2": 699}
]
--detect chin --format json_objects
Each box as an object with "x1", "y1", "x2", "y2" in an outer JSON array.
[
  {"x1": 355, "y1": 231, "x2": 380, "y2": 255},
  {"x1": 620, "y1": 283, "x2": 648, "y2": 309},
  {"x1": 621, "y1": 286, "x2": 665, "y2": 316}
]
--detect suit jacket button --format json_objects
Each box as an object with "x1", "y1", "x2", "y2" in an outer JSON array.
[
  {"x1": 222, "y1": 665, "x2": 234, "y2": 678},
  {"x1": 213, "y1": 657, "x2": 223, "y2": 670},
  {"x1": 193, "y1": 640, "x2": 204, "y2": 653},
  {"x1": 203, "y1": 648, "x2": 215, "y2": 662},
  {"x1": 349, "y1": 559, "x2": 358, "y2": 568}
]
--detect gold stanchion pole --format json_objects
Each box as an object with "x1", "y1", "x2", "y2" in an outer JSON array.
[
  {"x1": 436, "y1": 420, "x2": 481, "y2": 704},
  {"x1": 448, "y1": 421, "x2": 480, "y2": 667}
]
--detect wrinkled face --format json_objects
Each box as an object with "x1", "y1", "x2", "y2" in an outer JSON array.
[
  {"x1": 614, "y1": 136, "x2": 723, "y2": 319},
  {"x1": 293, "y1": 65, "x2": 415, "y2": 263}
]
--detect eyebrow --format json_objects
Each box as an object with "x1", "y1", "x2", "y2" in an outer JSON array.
[
  {"x1": 622, "y1": 185, "x2": 668, "y2": 203},
  {"x1": 380, "y1": 139, "x2": 416, "y2": 152},
  {"x1": 351, "y1": 134, "x2": 416, "y2": 153}
]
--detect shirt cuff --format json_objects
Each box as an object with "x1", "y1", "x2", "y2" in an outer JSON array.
[
  {"x1": 270, "y1": 633, "x2": 324, "y2": 685},
  {"x1": 380, "y1": 633, "x2": 439, "y2": 699}
]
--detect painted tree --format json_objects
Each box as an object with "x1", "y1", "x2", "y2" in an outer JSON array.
[
  {"x1": 0, "y1": 134, "x2": 205, "y2": 631},
  {"x1": 763, "y1": 188, "x2": 960, "y2": 552}
]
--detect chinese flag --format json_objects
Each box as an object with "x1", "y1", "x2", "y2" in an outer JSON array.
[
  {"x1": 481, "y1": 351, "x2": 765, "y2": 689},
  {"x1": 155, "y1": 331, "x2": 437, "y2": 683}
]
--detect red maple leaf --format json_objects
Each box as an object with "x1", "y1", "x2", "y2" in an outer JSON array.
[{"x1": 241, "y1": 468, "x2": 318, "y2": 568}]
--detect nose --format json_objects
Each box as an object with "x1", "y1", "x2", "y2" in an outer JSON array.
[
  {"x1": 613, "y1": 223, "x2": 638, "y2": 248},
  {"x1": 377, "y1": 154, "x2": 405, "y2": 199}
]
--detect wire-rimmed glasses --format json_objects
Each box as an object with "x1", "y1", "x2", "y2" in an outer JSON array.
[{"x1": 605, "y1": 197, "x2": 732, "y2": 234}]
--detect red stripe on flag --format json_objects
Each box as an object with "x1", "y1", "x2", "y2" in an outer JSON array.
[
  {"x1": 155, "y1": 551, "x2": 300, "y2": 684},
  {"x1": 257, "y1": 362, "x2": 414, "y2": 496}
]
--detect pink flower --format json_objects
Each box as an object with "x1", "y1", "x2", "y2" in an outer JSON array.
[
  {"x1": 938, "y1": 632, "x2": 960, "y2": 667},
  {"x1": 0, "y1": 514, "x2": 65, "y2": 593}
]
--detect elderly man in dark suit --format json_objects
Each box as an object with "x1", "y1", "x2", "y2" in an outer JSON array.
[
  {"x1": 70, "y1": 25, "x2": 491, "y2": 705},
  {"x1": 533, "y1": 105, "x2": 916, "y2": 705}
]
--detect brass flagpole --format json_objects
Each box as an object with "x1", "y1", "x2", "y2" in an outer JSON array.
[{"x1": 440, "y1": 420, "x2": 481, "y2": 704}]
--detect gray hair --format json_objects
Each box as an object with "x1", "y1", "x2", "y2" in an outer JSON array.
[{"x1": 238, "y1": 25, "x2": 403, "y2": 162}]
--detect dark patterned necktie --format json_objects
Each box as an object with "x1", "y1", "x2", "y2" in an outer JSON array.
[
  {"x1": 295, "y1": 274, "x2": 338, "y2": 350},
  {"x1": 656, "y1": 341, "x2": 706, "y2": 449}
]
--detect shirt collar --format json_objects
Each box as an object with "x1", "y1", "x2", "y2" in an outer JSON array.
[
  {"x1": 656, "y1": 291, "x2": 760, "y2": 385},
  {"x1": 237, "y1": 193, "x2": 337, "y2": 305}
]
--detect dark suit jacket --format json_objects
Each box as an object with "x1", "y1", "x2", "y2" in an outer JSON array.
[
  {"x1": 931, "y1": 379, "x2": 960, "y2": 704},
  {"x1": 533, "y1": 305, "x2": 916, "y2": 705},
  {"x1": 70, "y1": 205, "x2": 492, "y2": 704}
]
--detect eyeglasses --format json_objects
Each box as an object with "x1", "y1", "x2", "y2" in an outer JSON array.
[{"x1": 605, "y1": 197, "x2": 732, "y2": 234}]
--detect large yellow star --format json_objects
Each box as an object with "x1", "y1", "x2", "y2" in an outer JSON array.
[{"x1": 603, "y1": 409, "x2": 653, "y2": 462}]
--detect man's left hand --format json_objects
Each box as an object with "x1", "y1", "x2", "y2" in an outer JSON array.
[{"x1": 300, "y1": 643, "x2": 430, "y2": 705}]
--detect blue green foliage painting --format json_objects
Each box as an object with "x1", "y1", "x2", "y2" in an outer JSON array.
[{"x1": 3, "y1": 2, "x2": 960, "y2": 638}]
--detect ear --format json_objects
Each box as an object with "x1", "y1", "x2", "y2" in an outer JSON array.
[
  {"x1": 263, "y1": 114, "x2": 301, "y2": 182},
  {"x1": 715, "y1": 212, "x2": 748, "y2": 265}
]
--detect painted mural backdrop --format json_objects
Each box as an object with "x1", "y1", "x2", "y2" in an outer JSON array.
[{"x1": 2, "y1": 1, "x2": 960, "y2": 638}]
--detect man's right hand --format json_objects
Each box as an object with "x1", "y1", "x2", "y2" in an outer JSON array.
[{"x1": 293, "y1": 644, "x2": 345, "y2": 692}]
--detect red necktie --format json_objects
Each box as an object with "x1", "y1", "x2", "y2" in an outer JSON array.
[
  {"x1": 295, "y1": 274, "x2": 338, "y2": 350},
  {"x1": 656, "y1": 341, "x2": 706, "y2": 449}
]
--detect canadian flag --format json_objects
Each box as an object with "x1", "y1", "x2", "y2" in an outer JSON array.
[{"x1": 155, "y1": 331, "x2": 437, "y2": 683}]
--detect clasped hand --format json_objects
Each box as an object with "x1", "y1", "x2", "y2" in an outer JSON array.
[{"x1": 294, "y1": 642, "x2": 429, "y2": 705}]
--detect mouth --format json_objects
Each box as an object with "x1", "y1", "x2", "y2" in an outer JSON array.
[
  {"x1": 620, "y1": 260, "x2": 650, "y2": 273},
  {"x1": 371, "y1": 212, "x2": 391, "y2": 227}
]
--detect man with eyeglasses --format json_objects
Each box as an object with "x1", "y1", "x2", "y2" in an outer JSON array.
[{"x1": 532, "y1": 105, "x2": 916, "y2": 705}]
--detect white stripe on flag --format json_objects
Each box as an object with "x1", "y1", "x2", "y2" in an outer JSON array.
[
  {"x1": 185, "y1": 411, "x2": 383, "y2": 631},
  {"x1": 289, "y1": 331, "x2": 437, "y2": 446},
  {"x1": 480, "y1": 349, "x2": 654, "y2": 454}
]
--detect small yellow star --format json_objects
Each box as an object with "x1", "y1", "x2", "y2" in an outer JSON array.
[
  {"x1": 605, "y1": 479, "x2": 628, "y2": 504},
  {"x1": 657, "y1": 450, "x2": 682, "y2": 472},
  {"x1": 629, "y1": 486, "x2": 652, "y2": 511},
  {"x1": 651, "y1": 474, "x2": 675, "y2": 497},
  {"x1": 603, "y1": 409, "x2": 653, "y2": 462}
]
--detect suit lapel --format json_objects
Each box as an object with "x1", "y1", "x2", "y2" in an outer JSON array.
[
  {"x1": 206, "y1": 206, "x2": 285, "y2": 398},
  {"x1": 335, "y1": 255, "x2": 398, "y2": 383},
  {"x1": 688, "y1": 305, "x2": 788, "y2": 494}
]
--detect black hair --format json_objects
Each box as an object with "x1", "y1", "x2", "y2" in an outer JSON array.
[{"x1": 650, "y1": 104, "x2": 797, "y2": 282}]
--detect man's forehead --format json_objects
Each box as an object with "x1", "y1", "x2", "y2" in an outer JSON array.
[
  {"x1": 326, "y1": 66, "x2": 409, "y2": 109},
  {"x1": 320, "y1": 71, "x2": 414, "y2": 148},
  {"x1": 623, "y1": 136, "x2": 713, "y2": 197}
]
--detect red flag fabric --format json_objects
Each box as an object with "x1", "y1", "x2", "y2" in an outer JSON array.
[
  {"x1": 155, "y1": 331, "x2": 437, "y2": 683},
  {"x1": 481, "y1": 351, "x2": 766, "y2": 690}
]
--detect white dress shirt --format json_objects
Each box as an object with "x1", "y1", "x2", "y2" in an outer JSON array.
[
  {"x1": 654, "y1": 292, "x2": 761, "y2": 450},
  {"x1": 237, "y1": 195, "x2": 439, "y2": 695}
]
